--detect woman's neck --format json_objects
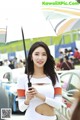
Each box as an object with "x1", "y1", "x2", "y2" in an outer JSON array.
[{"x1": 33, "y1": 67, "x2": 46, "y2": 78}]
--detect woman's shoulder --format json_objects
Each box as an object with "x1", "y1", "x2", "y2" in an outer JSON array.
[{"x1": 17, "y1": 73, "x2": 28, "y2": 83}]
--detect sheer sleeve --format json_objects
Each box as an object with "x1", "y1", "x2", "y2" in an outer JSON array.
[
  {"x1": 17, "y1": 74, "x2": 29, "y2": 112},
  {"x1": 45, "y1": 76, "x2": 65, "y2": 110}
]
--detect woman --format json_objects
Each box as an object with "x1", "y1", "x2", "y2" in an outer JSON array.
[
  {"x1": 17, "y1": 41, "x2": 62, "y2": 120},
  {"x1": 71, "y1": 91, "x2": 80, "y2": 120}
]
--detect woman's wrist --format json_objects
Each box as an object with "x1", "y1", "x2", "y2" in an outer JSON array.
[
  {"x1": 36, "y1": 92, "x2": 46, "y2": 101},
  {"x1": 24, "y1": 99, "x2": 30, "y2": 105}
]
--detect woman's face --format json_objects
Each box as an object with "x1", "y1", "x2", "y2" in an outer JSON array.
[{"x1": 31, "y1": 47, "x2": 47, "y2": 68}]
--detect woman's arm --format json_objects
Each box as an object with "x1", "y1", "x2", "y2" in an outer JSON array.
[
  {"x1": 18, "y1": 98, "x2": 29, "y2": 112},
  {"x1": 17, "y1": 89, "x2": 29, "y2": 112},
  {"x1": 17, "y1": 88, "x2": 35, "y2": 112},
  {"x1": 44, "y1": 81, "x2": 63, "y2": 109},
  {"x1": 36, "y1": 87, "x2": 63, "y2": 110},
  {"x1": 29, "y1": 84, "x2": 63, "y2": 110},
  {"x1": 17, "y1": 75, "x2": 31, "y2": 112}
]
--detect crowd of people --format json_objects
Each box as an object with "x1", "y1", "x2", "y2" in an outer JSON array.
[
  {"x1": 56, "y1": 47, "x2": 80, "y2": 71},
  {"x1": 0, "y1": 57, "x2": 25, "y2": 69},
  {"x1": 0, "y1": 47, "x2": 80, "y2": 71}
]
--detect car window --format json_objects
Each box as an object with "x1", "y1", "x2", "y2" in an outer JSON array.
[
  {"x1": 60, "y1": 73, "x2": 71, "y2": 90},
  {"x1": 68, "y1": 74, "x2": 80, "y2": 91}
]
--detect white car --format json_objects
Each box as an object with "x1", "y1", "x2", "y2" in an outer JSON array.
[{"x1": 57, "y1": 70, "x2": 80, "y2": 120}]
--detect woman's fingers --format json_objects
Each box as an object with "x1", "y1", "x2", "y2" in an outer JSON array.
[{"x1": 28, "y1": 87, "x2": 37, "y2": 95}]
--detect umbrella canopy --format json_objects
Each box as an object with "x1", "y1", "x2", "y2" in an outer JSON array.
[
  {"x1": 0, "y1": 0, "x2": 57, "y2": 43},
  {"x1": 0, "y1": 0, "x2": 80, "y2": 43},
  {"x1": 42, "y1": 1, "x2": 80, "y2": 35},
  {"x1": 0, "y1": 0, "x2": 80, "y2": 60}
]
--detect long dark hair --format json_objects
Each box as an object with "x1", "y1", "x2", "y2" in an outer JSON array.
[
  {"x1": 71, "y1": 92, "x2": 80, "y2": 120},
  {"x1": 25, "y1": 41, "x2": 58, "y2": 86}
]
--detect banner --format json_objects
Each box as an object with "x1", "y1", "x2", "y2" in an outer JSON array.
[{"x1": 0, "y1": 27, "x2": 7, "y2": 43}]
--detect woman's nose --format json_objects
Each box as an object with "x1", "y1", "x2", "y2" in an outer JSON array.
[{"x1": 38, "y1": 55, "x2": 43, "y2": 59}]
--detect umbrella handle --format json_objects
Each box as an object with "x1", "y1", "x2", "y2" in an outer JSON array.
[
  {"x1": 28, "y1": 82, "x2": 32, "y2": 90},
  {"x1": 21, "y1": 27, "x2": 32, "y2": 88}
]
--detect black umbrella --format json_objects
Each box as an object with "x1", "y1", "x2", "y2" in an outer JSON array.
[{"x1": 21, "y1": 27, "x2": 32, "y2": 88}]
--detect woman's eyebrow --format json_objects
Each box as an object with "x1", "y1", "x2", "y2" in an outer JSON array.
[{"x1": 34, "y1": 52, "x2": 46, "y2": 53}]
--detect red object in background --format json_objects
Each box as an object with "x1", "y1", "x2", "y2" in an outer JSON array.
[{"x1": 63, "y1": 99, "x2": 71, "y2": 108}]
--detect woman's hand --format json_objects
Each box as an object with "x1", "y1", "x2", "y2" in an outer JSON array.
[
  {"x1": 25, "y1": 87, "x2": 46, "y2": 104},
  {"x1": 24, "y1": 87, "x2": 36, "y2": 105},
  {"x1": 26, "y1": 87, "x2": 35, "y2": 99},
  {"x1": 28, "y1": 87, "x2": 46, "y2": 102},
  {"x1": 25, "y1": 87, "x2": 37, "y2": 101},
  {"x1": 28, "y1": 87, "x2": 38, "y2": 96}
]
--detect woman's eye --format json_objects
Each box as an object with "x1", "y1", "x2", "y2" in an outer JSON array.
[
  {"x1": 34, "y1": 53, "x2": 47, "y2": 56},
  {"x1": 42, "y1": 54, "x2": 47, "y2": 56},
  {"x1": 35, "y1": 53, "x2": 39, "y2": 55}
]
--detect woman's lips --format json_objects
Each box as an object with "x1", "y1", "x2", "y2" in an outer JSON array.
[{"x1": 37, "y1": 61, "x2": 43, "y2": 64}]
